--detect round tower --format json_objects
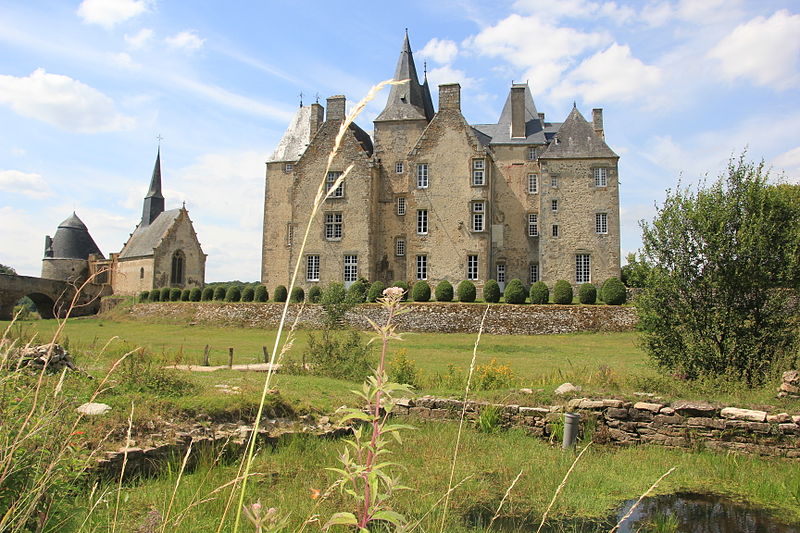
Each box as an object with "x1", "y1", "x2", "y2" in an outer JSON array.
[{"x1": 41, "y1": 212, "x2": 104, "y2": 282}]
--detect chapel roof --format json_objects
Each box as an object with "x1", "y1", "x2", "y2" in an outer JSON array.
[{"x1": 118, "y1": 208, "x2": 182, "y2": 259}]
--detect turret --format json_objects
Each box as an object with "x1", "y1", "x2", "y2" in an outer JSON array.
[{"x1": 142, "y1": 148, "x2": 165, "y2": 226}]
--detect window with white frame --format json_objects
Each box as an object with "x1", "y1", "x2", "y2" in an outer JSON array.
[
  {"x1": 529, "y1": 263, "x2": 540, "y2": 284},
  {"x1": 395, "y1": 237, "x2": 405, "y2": 256},
  {"x1": 467, "y1": 255, "x2": 479, "y2": 280},
  {"x1": 395, "y1": 161, "x2": 404, "y2": 174},
  {"x1": 417, "y1": 209, "x2": 428, "y2": 234},
  {"x1": 596, "y1": 212, "x2": 608, "y2": 234},
  {"x1": 496, "y1": 263, "x2": 506, "y2": 284},
  {"x1": 576, "y1": 253, "x2": 591, "y2": 283},
  {"x1": 324, "y1": 213, "x2": 342, "y2": 240},
  {"x1": 284, "y1": 163, "x2": 293, "y2": 173},
  {"x1": 416, "y1": 255, "x2": 427, "y2": 280},
  {"x1": 528, "y1": 213, "x2": 539, "y2": 237},
  {"x1": 552, "y1": 224, "x2": 559, "y2": 238},
  {"x1": 344, "y1": 255, "x2": 358, "y2": 282},
  {"x1": 416, "y1": 163, "x2": 429, "y2": 188},
  {"x1": 471, "y1": 201, "x2": 485, "y2": 232},
  {"x1": 528, "y1": 147, "x2": 537, "y2": 160},
  {"x1": 472, "y1": 159, "x2": 485, "y2": 186},
  {"x1": 326, "y1": 171, "x2": 344, "y2": 198},
  {"x1": 551, "y1": 175, "x2": 558, "y2": 188},
  {"x1": 527, "y1": 173, "x2": 538, "y2": 194},
  {"x1": 306, "y1": 255, "x2": 320, "y2": 281},
  {"x1": 396, "y1": 197, "x2": 406, "y2": 216},
  {"x1": 594, "y1": 167, "x2": 608, "y2": 187},
  {"x1": 551, "y1": 199, "x2": 558, "y2": 212}
]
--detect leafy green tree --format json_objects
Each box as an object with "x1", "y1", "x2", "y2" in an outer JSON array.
[
  {"x1": 308, "y1": 285, "x2": 322, "y2": 303},
  {"x1": 225, "y1": 286, "x2": 241, "y2": 302},
  {"x1": 201, "y1": 287, "x2": 214, "y2": 301},
  {"x1": 273, "y1": 285, "x2": 288, "y2": 302},
  {"x1": 241, "y1": 287, "x2": 255, "y2": 302},
  {"x1": 0, "y1": 264, "x2": 16, "y2": 275},
  {"x1": 346, "y1": 280, "x2": 367, "y2": 303},
  {"x1": 189, "y1": 288, "x2": 202, "y2": 301},
  {"x1": 638, "y1": 156, "x2": 800, "y2": 384},
  {"x1": 290, "y1": 286, "x2": 305, "y2": 303},
  {"x1": 621, "y1": 252, "x2": 651, "y2": 288}
]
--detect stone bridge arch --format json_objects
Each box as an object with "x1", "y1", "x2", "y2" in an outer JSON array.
[{"x1": 0, "y1": 273, "x2": 108, "y2": 321}]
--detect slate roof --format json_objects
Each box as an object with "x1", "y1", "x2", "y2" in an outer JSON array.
[
  {"x1": 146, "y1": 148, "x2": 163, "y2": 199},
  {"x1": 472, "y1": 84, "x2": 548, "y2": 145},
  {"x1": 46, "y1": 212, "x2": 104, "y2": 260},
  {"x1": 118, "y1": 208, "x2": 181, "y2": 259},
  {"x1": 348, "y1": 122, "x2": 374, "y2": 156},
  {"x1": 269, "y1": 106, "x2": 315, "y2": 162},
  {"x1": 375, "y1": 32, "x2": 434, "y2": 122},
  {"x1": 539, "y1": 106, "x2": 618, "y2": 159}
]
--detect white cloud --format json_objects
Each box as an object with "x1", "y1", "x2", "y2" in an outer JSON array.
[
  {"x1": 125, "y1": 28, "x2": 153, "y2": 49},
  {"x1": 708, "y1": 10, "x2": 800, "y2": 90},
  {"x1": 0, "y1": 68, "x2": 135, "y2": 133},
  {"x1": 426, "y1": 65, "x2": 477, "y2": 90},
  {"x1": 0, "y1": 170, "x2": 52, "y2": 198},
  {"x1": 640, "y1": 1, "x2": 674, "y2": 27},
  {"x1": 420, "y1": 38, "x2": 459, "y2": 65},
  {"x1": 109, "y1": 52, "x2": 138, "y2": 69},
  {"x1": 772, "y1": 146, "x2": 800, "y2": 183},
  {"x1": 77, "y1": 0, "x2": 150, "y2": 28},
  {"x1": 165, "y1": 30, "x2": 205, "y2": 51},
  {"x1": 0, "y1": 207, "x2": 50, "y2": 276},
  {"x1": 512, "y1": 0, "x2": 635, "y2": 23}
]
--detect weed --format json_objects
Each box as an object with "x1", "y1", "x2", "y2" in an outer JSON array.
[
  {"x1": 389, "y1": 348, "x2": 422, "y2": 389},
  {"x1": 116, "y1": 351, "x2": 195, "y2": 397},
  {"x1": 477, "y1": 405, "x2": 502, "y2": 434},
  {"x1": 474, "y1": 358, "x2": 517, "y2": 390},
  {"x1": 303, "y1": 329, "x2": 373, "y2": 382}
]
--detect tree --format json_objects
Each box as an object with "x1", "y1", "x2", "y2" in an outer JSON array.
[
  {"x1": 0, "y1": 264, "x2": 16, "y2": 275},
  {"x1": 620, "y1": 252, "x2": 651, "y2": 288},
  {"x1": 638, "y1": 156, "x2": 800, "y2": 384}
]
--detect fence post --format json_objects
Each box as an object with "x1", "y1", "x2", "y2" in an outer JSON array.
[
  {"x1": 202, "y1": 345, "x2": 210, "y2": 366},
  {"x1": 262, "y1": 346, "x2": 268, "y2": 364},
  {"x1": 228, "y1": 347, "x2": 234, "y2": 369}
]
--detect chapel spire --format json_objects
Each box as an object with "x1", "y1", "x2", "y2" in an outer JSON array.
[
  {"x1": 375, "y1": 31, "x2": 433, "y2": 122},
  {"x1": 141, "y1": 147, "x2": 165, "y2": 226}
]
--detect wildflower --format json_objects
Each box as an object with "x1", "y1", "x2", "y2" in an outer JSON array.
[
  {"x1": 382, "y1": 286, "x2": 404, "y2": 299},
  {"x1": 310, "y1": 488, "x2": 321, "y2": 500},
  {"x1": 70, "y1": 430, "x2": 85, "y2": 436}
]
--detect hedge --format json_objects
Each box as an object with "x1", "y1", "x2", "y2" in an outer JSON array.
[
  {"x1": 346, "y1": 280, "x2": 367, "y2": 303},
  {"x1": 601, "y1": 277, "x2": 627, "y2": 305},
  {"x1": 213, "y1": 287, "x2": 226, "y2": 301},
  {"x1": 241, "y1": 287, "x2": 255, "y2": 302},
  {"x1": 367, "y1": 281, "x2": 385, "y2": 302},
  {"x1": 483, "y1": 280, "x2": 501, "y2": 303},
  {"x1": 225, "y1": 286, "x2": 241, "y2": 302},
  {"x1": 149, "y1": 290, "x2": 160, "y2": 302},
  {"x1": 529, "y1": 281, "x2": 549, "y2": 304},
  {"x1": 308, "y1": 285, "x2": 322, "y2": 303},
  {"x1": 411, "y1": 281, "x2": 431, "y2": 302},
  {"x1": 190, "y1": 287, "x2": 202, "y2": 302},
  {"x1": 457, "y1": 280, "x2": 476, "y2": 302},
  {"x1": 139, "y1": 290, "x2": 150, "y2": 302},
  {"x1": 160, "y1": 287, "x2": 171, "y2": 301},
  {"x1": 553, "y1": 280, "x2": 573, "y2": 305},
  {"x1": 254, "y1": 285, "x2": 268, "y2": 302},
  {"x1": 201, "y1": 287, "x2": 214, "y2": 301},
  {"x1": 578, "y1": 283, "x2": 597, "y2": 305},
  {"x1": 181, "y1": 289, "x2": 191, "y2": 301},
  {"x1": 290, "y1": 286, "x2": 305, "y2": 303},
  {"x1": 274, "y1": 285, "x2": 288, "y2": 303},
  {"x1": 504, "y1": 279, "x2": 527, "y2": 304},
  {"x1": 434, "y1": 280, "x2": 453, "y2": 302}
]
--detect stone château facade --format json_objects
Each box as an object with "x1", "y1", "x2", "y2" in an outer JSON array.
[{"x1": 262, "y1": 33, "x2": 620, "y2": 292}]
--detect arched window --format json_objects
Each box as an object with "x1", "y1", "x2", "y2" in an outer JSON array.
[
  {"x1": 171, "y1": 250, "x2": 185, "y2": 285},
  {"x1": 139, "y1": 267, "x2": 144, "y2": 279}
]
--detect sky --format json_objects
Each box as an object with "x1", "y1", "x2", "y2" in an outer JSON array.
[{"x1": 1, "y1": 0, "x2": 798, "y2": 282}]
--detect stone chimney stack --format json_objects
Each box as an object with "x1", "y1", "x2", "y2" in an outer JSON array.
[
  {"x1": 538, "y1": 112, "x2": 545, "y2": 123},
  {"x1": 510, "y1": 84, "x2": 526, "y2": 138},
  {"x1": 592, "y1": 108, "x2": 604, "y2": 139},
  {"x1": 310, "y1": 102, "x2": 325, "y2": 134},
  {"x1": 438, "y1": 83, "x2": 461, "y2": 112},
  {"x1": 326, "y1": 95, "x2": 346, "y2": 121}
]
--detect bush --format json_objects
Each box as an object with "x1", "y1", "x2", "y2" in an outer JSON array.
[
  {"x1": 181, "y1": 289, "x2": 191, "y2": 301},
  {"x1": 290, "y1": 286, "x2": 305, "y2": 303},
  {"x1": 303, "y1": 330, "x2": 373, "y2": 381},
  {"x1": 578, "y1": 283, "x2": 597, "y2": 304},
  {"x1": 346, "y1": 280, "x2": 367, "y2": 303},
  {"x1": 160, "y1": 287, "x2": 171, "y2": 301},
  {"x1": 321, "y1": 282, "x2": 350, "y2": 328},
  {"x1": 201, "y1": 287, "x2": 214, "y2": 301},
  {"x1": 390, "y1": 280, "x2": 409, "y2": 301},
  {"x1": 411, "y1": 281, "x2": 431, "y2": 302},
  {"x1": 241, "y1": 287, "x2": 255, "y2": 302},
  {"x1": 434, "y1": 280, "x2": 454, "y2": 302},
  {"x1": 149, "y1": 290, "x2": 160, "y2": 302},
  {"x1": 308, "y1": 285, "x2": 322, "y2": 303},
  {"x1": 190, "y1": 287, "x2": 202, "y2": 302},
  {"x1": 367, "y1": 281, "x2": 385, "y2": 302},
  {"x1": 389, "y1": 349, "x2": 422, "y2": 389},
  {"x1": 621, "y1": 252, "x2": 651, "y2": 288},
  {"x1": 474, "y1": 358, "x2": 516, "y2": 390},
  {"x1": 553, "y1": 280, "x2": 573, "y2": 304},
  {"x1": 213, "y1": 286, "x2": 226, "y2": 301},
  {"x1": 483, "y1": 279, "x2": 501, "y2": 303},
  {"x1": 274, "y1": 285, "x2": 288, "y2": 302},
  {"x1": 225, "y1": 286, "x2": 241, "y2": 302},
  {"x1": 503, "y1": 279, "x2": 526, "y2": 304},
  {"x1": 529, "y1": 281, "x2": 549, "y2": 304},
  {"x1": 139, "y1": 290, "x2": 149, "y2": 302},
  {"x1": 254, "y1": 285, "x2": 268, "y2": 302},
  {"x1": 457, "y1": 280, "x2": 476, "y2": 302},
  {"x1": 169, "y1": 288, "x2": 181, "y2": 301},
  {"x1": 600, "y1": 277, "x2": 626, "y2": 305}
]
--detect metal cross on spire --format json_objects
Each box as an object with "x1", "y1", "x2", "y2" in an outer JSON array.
[
  {"x1": 156, "y1": 134, "x2": 164, "y2": 147},
  {"x1": 299, "y1": 91, "x2": 304, "y2": 107},
  {"x1": 315, "y1": 92, "x2": 320, "y2": 104}
]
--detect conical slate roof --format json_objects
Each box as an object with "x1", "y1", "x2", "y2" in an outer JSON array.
[
  {"x1": 375, "y1": 32, "x2": 433, "y2": 122},
  {"x1": 45, "y1": 212, "x2": 104, "y2": 260},
  {"x1": 539, "y1": 106, "x2": 618, "y2": 159},
  {"x1": 146, "y1": 148, "x2": 163, "y2": 199}
]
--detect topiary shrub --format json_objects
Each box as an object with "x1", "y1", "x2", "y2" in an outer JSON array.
[
  {"x1": 254, "y1": 285, "x2": 268, "y2": 302},
  {"x1": 504, "y1": 279, "x2": 527, "y2": 304},
  {"x1": 367, "y1": 281, "x2": 385, "y2": 302},
  {"x1": 213, "y1": 287, "x2": 226, "y2": 301},
  {"x1": 181, "y1": 289, "x2": 191, "y2": 301},
  {"x1": 457, "y1": 280, "x2": 476, "y2": 302},
  {"x1": 529, "y1": 281, "x2": 549, "y2": 304},
  {"x1": 169, "y1": 288, "x2": 181, "y2": 301},
  {"x1": 190, "y1": 288, "x2": 202, "y2": 302},
  {"x1": 390, "y1": 281, "x2": 409, "y2": 301},
  {"x1": 308, "y1": 285, "x2": 322, "y2": 303},
  {"x1": 274, "y1": 285, "x2": 288, "y2": 302},
  {"x1": 139, "y1": 290, "x2": 149, "y2": 302},
  {"x1": 290, "y1": 286, "x2": 305, "y2": 303},
  {"x1": 201, "y1": 287, "x2": 214, "y2": 301},
  {"x1": 225, "y1": 286, "x2": 241, "y2": 302},
  {"x1": 149, "y1": 290, "x2": 160, "y2": 302},
  {"x1": 160, "y1": 287, "x2": 171, "y2": 301},
  {"x1": 411, "y1": 281, "x2": 431, "y2": 302},
  {"x1": 601, "y1": 277, "x2": 627, "y2": 305},
  {"x1": 346, "y1": 280, "x2": 367, "y2": 303},
  {"x1": 578, "y1": 283, "x2": 597, "y2": 304},
  {"x1": 241, "y1": 287, "x2": 255, "y2": 302},
  {"x1": 553, "y1": 280, "x2": 573, "y2": 304},
  {"x1": 435, "y1": 280, "x2": 453, "y2": 302},
  {"x1": 483, "y1": 279, "x2": 501, "y2": 303}
]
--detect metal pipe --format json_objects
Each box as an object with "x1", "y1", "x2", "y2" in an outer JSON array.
[{"x1": 563, "y1": 412, "x2": 580, "y2": 450}]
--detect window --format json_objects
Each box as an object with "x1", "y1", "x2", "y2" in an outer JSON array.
[
  {"x1": 395, "y1": 161, "x2": 404, "y2": 174},
  {"x1": 529, "y1": 263, "x2": 540, "y2": 284},
  {"x1": 284, "y1": 163, "x2": 293, "y2": 173},
  {"x1": 551, "y1": 199, "x2": 558, "y2": 212},
  {"x1": 594, "y1": 167, "x2": 608, "y2": 187},
  {"x1": 467, "y1": 255, "x2": 479, "y2": 280},
  {"x1": 416, "y1": 163, "x2": 429, "y2": 188},
  {"x1": 306, "y1": 255, "x2": 320, "y2": 281},
  {"x1": 472, "y1": 159, "x2": 485, "y2": 186},
  {"x1": 528, "y1": 214, "x2": 539, "y2": 237},
  {"x1": 395, "y1": 238, "x2": 405, "y2": 256},
  {"x1": 596, "y1": 213, "x2": 608, "y2": 234},
  {"x1": 286, "y1": 223, "x2": 293, "y2": 247},
  {"x1": 471, "y1": 201, "x2": 485, "y2": 232},
  {"x1": 170, "y1": 250, "x2": 184, "y2": 285},
  {"x1": 528, "y1": 147, "x2": 537, "y2": 160},
  {"x1": 496, "y1": 263, "x2": 506, "y2": 284},
  {"x1": 417, "y1": 209, "x2": 428, "y2": 235},
  {"x1": 324, "y1": 212, "x2": 343, "y2": 240},
  {"x1": 344, "y1": 255, "x2": 358, "y2": 283},
  {"x1": 139, "y1": 267, "x2": 144, "y2": 279},
  {"x1": 527, "y1": 173, "x2": 538, "y2": 194},
  {"x1": 552, "y1": 224, "x2": 559, "y2": 237},
  {"x1": 416, "y1": 255, "x2": 428, "y2": 280},
  {"x1": 576, "y1": 254, "x2": 591, "y2": 283},
  {"x1": 551, "y1": 175, "x2": 558, "y2": 188},
  {"x1": 396, "y1": 197, "x2": 406, "y2": 216},
  {"x1": 326, "y1": 171, "x2": 344, "y2": 198}
]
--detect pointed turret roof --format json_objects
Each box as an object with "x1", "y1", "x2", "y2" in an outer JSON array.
[
  {"x1": 45, "y1": 212, "x2": 104, "y2": 260},
  {"x1": 421, "y1": 69, "x2": 435, "y2": 121},
  {"x1": 375, "y1": 31, "x2": 433, "y2": 122},
  {"x1": 269, "y1": 105, "x2": 317, "y2": 162},
  {"x1": 146, "y1": 147, "x2": 163, "y2": 199},
  {"x1": 539, "y1": 106, "x2": 618, "y2": 159}
]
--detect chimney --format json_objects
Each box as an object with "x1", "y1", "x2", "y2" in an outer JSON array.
[
  {"x1": 592, "y1": 108, "x2": 604, "y2": 139},
  {"x1": 309, "y1": 102, "x2": 324, "y2": 134},
  {"x1": 326, "y1": 95, "x2": 346, "y2": 121},
  {"x1": 538, "y1": 112, "x2": 545, "y2": 123},
  {"x1": 510, "y1": 84, "x2": 526, "y2": 138},
  {"x1": 438, "y1": 83, "x2": 461, "y2": 112}
]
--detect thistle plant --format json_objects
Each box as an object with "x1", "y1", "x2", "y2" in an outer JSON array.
[{"x1": 324, "y1": 286, "x2": 414, "y2": 531}]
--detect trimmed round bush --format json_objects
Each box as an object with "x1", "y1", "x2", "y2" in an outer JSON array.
[
  {"x1": 601, "y1": 277, "x2": 627, "y2": 305},
  {"x1": 346, "y1": 280, "x2": 367, "y2": 303},
  {"x1": 139, "y1": 290, "x2": 150, "y2": 302},
  {"x1": 290, "y1": 286, "x2": 305, "y2": 303},
  {"x1": 411, "y1": 281, "x2": 431, "y2": 302},
  {"x1": 254, "y1": 285, "x2": 268, "y2": 302},
  {"x1": 274, "y1": 285, "x2": 288, "y2": 303},
  {"x1": 201, "y1": 287, "x2": 214, "y2": 301},
  {"x1": 367, "y1": 281, "x2": 385, "y2": 302},
  {"x1": 181, "y1": 289, "x2": 191, "y2": 301},
  {"x1": 241, "y1": 287, "x2": 255, "y2": 302},
  {"x1": 149, "y1": 290, "x2": 160, "y2": 302},
  {"x1": 390, "y1": 280, "x2": 409, "y2": 301},
  {"x1": 160, "y1": 287, "x2": 171, "y2": 301},
  {"x1": 529, "y1": 281, "x2": 549, "y2": 304},
  {"x1": 213, "y1": 287, "x2": 226, "y2": 301},
  {"x1": 483, "y1": 279, "x2": 501, "y2": 303},
  {"x1": 457, "y1": 280, "x2": 476, "y2": 302},
  {"x1": 225, "y1": 286, "x2": 241, "y2": 302},
  {"x1": 435, "y1": 280, "x2": 453, "y2": 302},
  {"x1": 307, "y1": 285, "x2": 322, "y2": 303},
  {"x1": 169, "y1": 288, "x2": 181, "y2": 301},
  {"x1": 190, "y1": 288, "x2": 202, "y2": 301},
  {"x1": 504, "y1": 279, "x2": 527, "y2": 304},
  {"x1": 578, "y1": 283, "x2": 597, "y2": 305},
  {"x1": 553, "y1": 280, "x2": 573, "y2": 305}
]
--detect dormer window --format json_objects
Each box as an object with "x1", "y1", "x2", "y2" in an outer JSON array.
[
  {"x1": 528, "y1": 147, "x2": 537, "y2": 160},
  {"x1": 284, "y1": 163, "x2": 293, "y2": 173}
]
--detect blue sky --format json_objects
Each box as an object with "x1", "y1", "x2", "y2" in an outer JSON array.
[{"x1": 1, "y1": 0, "x2": 798, "y2": 282}]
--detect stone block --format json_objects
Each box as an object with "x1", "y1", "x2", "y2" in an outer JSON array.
[
  {"x1": 687, "y1": 417, "x2": 725, "y2": 429},
  {"x1": 659, "y1": 407, "x2": 675, "y2": 415},
  {"x1": 602, "y1": 399, "x2": 625, "y2": 408},
  {"x1": 630, "y1": 409, "x2": 654, "y2": 422},
  {"x1": 779, "y1": 382, "x2": 800, "y2": 395},
  {"x1": 720, "y1": 407, "x2": 767, "y2": 422},
  {"x1": 766, "y1": 413, "x2": 790, "y2": 424},
  {"x1": 567, "y1": 398, "x2": 587, "y2": 410},
  {"x1": 396, "y1": 397, "x2": 414, "y2": 408},
  {"x1": 653, "y1": 414, "x2": 684, "y2": 427},
  {"x1": 673, "y1": 401, "x2": 717, "y2": 417},
  {"x1": 605, "y1": 407, "x2": 629, "y2": 420},
  {"x1": 519, "y1": 406, "x2": 549, "y2": 418},
  {"x1": 783, "y1": 370, "x2": 799, "y2": 385},
  {"x1": 633, "y1": 401, "x2": 663, "y2": 412},
  {"x1": 778, "y1": 423, "x2": 799, "y2": 435},
  {"x1": 577, "y1": 399, "x2": 605, "y2": 410}
]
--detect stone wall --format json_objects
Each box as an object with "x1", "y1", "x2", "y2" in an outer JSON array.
[
  {"x1": 124, "y1": 301, "x2": 637, "y2": 334},
  {"x1": 395, "y1": 396, "x2": 800, "y2": 458}
]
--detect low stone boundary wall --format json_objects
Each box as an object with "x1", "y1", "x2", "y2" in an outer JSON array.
[
  {"x1": 124, "y1": 302, "x2": 637, "y2": 335},
  {"x1": 395, "y1": 396, "x2": 800, "y2": 458}
]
